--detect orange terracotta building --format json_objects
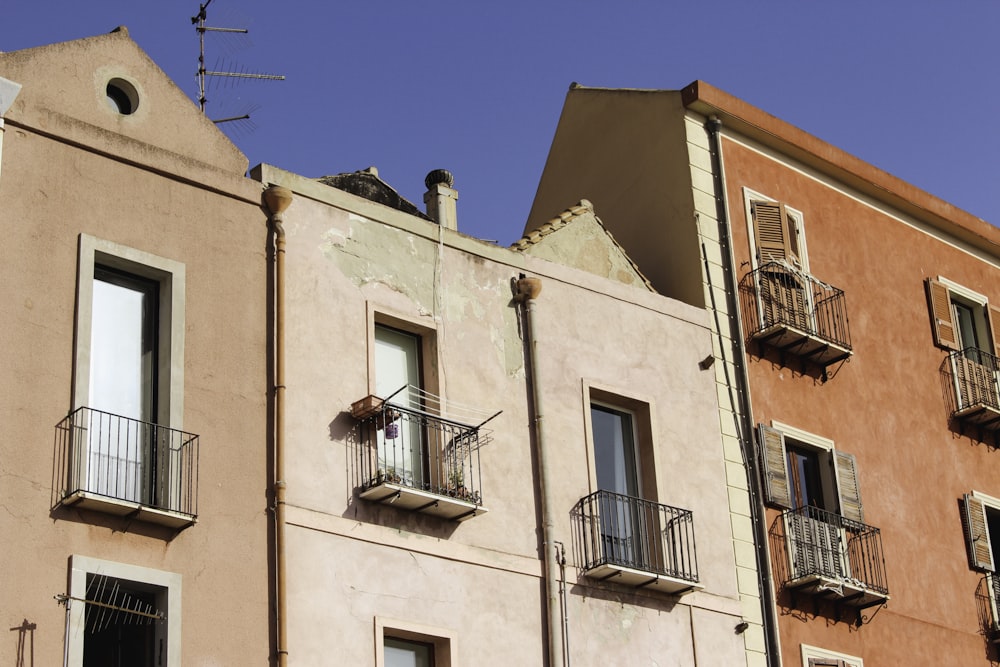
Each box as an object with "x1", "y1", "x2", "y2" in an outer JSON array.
[{"x1": 529, "y1": 81, "x2": 1000, "y2": 666}]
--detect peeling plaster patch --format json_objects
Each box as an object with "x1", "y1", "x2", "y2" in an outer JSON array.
[
  {"x1": 347, "y1": 213, "x2": 371, "y2": 225},
  {"x1": 319, "y1": 227, "x2": 350, "y2": 255}
]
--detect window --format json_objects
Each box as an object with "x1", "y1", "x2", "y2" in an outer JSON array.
[
  {"x1": 927, "y1": 278, "x2": 1000, "y2": 425},
  {"x1": 576, "y1": 387, "x2": 700, "y2": 591},
  {"x1": 375, "y1": 618, "x2": 452, "y2": 667},
  {"x1": 745, "y1": 190, "x2": 807, "y2": 271},
  {"x1": 759, "y1": 423, "x2": 861, "y2": 520},
  {"x1": 963, "y1": 492, "x2": 1000, "y2": 572},
  {"x1": 374, "y1": 323, "x2": 426, "y2": 486},
  {"x1": 801, "y1": 644, "x2": 862, "y2": 667},
  {"x1": 64, "y1": 555, "x2": 181, "y2": 667},
  {"x1": 739, "y1": 192, "x2": 851, "y2": 363},
  {"x1": 964, "y1": 492, "x2": 1000, "y2": 635},
  {"x1": 758, "y1": 422, "x2": 890, "y2": 605},
  {"x1": 926, "y1": 278, "x2": 999, "y2": 355},
  {"x1": 61, "y1": 235, "x2": 195, "y2": 522},
  {"x1": 384, "y1": 637, "x2": 433, "y2": 667},
  {"x1": 74, "y1": 234, "x2": 185, "y2": 431}
]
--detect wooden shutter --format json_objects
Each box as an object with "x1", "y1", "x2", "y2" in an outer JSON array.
[
  {"x1": 988, "y1": 303, "x2": 1000, "y2": 356},
  {"x1": 808, "y1": 659, "x2": 845, "y2": 667},
  {"x1": 751, "y1": 200, "x2": 799, "y2": 265},
  {"x1": 758, "y1": 424, "x2": 791, "y2": 509},
  {"x1": 926, "y1": 279, "x2": 959, "y2": 350},
  {"x1": 965, "y1": 493, "x2": 995, "y2": 571},
  {"x1": 834, "y1": 450, "x2": 864, "y2": 523}
]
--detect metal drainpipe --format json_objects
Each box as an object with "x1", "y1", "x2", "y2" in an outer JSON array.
[
  {"x1": 263, "y1": 185, "x2": 293, "y2": 667},
  {"x1": 704, "y1": 116, "x2": 781, "y2": 666},
  {"x1": 514, "y1": 275, "x2": 565, "y2": 667}
]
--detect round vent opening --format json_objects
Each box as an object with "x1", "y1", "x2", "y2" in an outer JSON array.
[{"x1": 106, "y1": 78, "x2": 139, "y2": 115}]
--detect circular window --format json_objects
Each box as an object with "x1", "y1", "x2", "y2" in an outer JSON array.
[{"x1": 106, "y1": 78, "x2": 139, "y2": 115}]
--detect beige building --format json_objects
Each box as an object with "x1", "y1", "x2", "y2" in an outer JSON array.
[
  {"x1": 253, "y1": 162, "x2": 752, "y2": 665},
  {"x1": 0, "y1": 30, "x2": 271, "y2": 665},
  {"x1": 529, "y1": 82, "x2": 1000, "y2": 666}
]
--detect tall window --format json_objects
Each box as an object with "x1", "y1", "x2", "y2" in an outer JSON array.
[
  {"x1": 71, "y1": 236, "x2": 187, "y2": 513},
  {"x1": 88, "y1": 267, "x2": 159, "y2": 502},
  {"x1": 591, "y1": 404, "x2": 639, "y2": 498},
  {"x1": 374, "y1": 324, "x2": 424, "y2": 487}
]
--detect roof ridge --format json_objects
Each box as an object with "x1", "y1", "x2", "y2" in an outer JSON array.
[{"x1": 511, "y1": 199, "x2": 594, "y2": 250}]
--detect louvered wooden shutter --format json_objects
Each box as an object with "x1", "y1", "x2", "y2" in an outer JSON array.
[
  {"x1": 926, "y1": 279, "x2": 959, "y2": 350},
  {"x1": 834, "y1": 450, "x2": 864, "y2": 523},
  {"x1": 758, "y1": 424, "x2": 791, "y2": 509},
  {"x1": 965, "y1": 494, "x2": 995, "y2": 571},
  {"x1": 808, "y1": 658, "x2": 846, "y2": 667},
  {"x1": 751, "y1": 200, "x2": 798, "y2": 265}
]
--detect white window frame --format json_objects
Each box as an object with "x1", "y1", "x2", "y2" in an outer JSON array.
[
  {"x1": 937, "y1": 276, "x2": 991, "y2": 353},
  {"x1": 801, "y1": 643, "x2": 862, "y2": 667},
  {"x1": 74, "y1": 234, "x2": 186, "y2": 428},
  {"x1": 375, "y1": 616, "x2": 454, "y2": 667},
  {"x1": 66, "y1": 555, "x2": 182, "y2": 667},
  {"x1": 770, "y1": 422, "x2": 853, "y2": 583},
  {"x1": 743, "y1": 187, "x2": 809, "y2": 274}
]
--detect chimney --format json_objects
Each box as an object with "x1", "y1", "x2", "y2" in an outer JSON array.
[{"x1": 424, "y1": 169, "x2": 458, "y2": 231}]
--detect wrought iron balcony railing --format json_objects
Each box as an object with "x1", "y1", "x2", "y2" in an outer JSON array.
[
  {"x1": 739, "y1": 262, "x2": 852, "y2": 367},
  {"x1": 574, "y1": 490, "x2": 700, "y2": 593},
  {"x1": 780, "y1": 505, "x2": 888, "y2": 608},
  {"x1": 977, "y1": 573, "x2": 1000, "y2": 643},
  {"x1": 352, "y1": 387, "x2": 497, "y2": 521},
  {"x1": 54, "y1": 407, "x2": 200, "y2": 527},
  {"x1": 949, "y1": 348, "x2": 1000, "y2": 431}
]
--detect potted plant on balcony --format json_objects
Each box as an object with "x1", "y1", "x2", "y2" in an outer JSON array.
[{"x1": 446, "y1": 465, "x2": 473, "y2": 502}]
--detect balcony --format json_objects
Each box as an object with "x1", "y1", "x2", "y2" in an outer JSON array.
[
  {"x1": 976, "y1": 574, "x2": 1000, "y2": 643},
  {"x1": 739, "y1": 262, "x2": 852, "y2": 368},
  {"x1": 574, "y1": 490, "x2": 701, "y2": 594},
  {"x1": 949, "y1": 349, "x2": 1000, "y2": 432},
  {"x1": 352, "y1": 387, "x2": 498, "y2": 521},
  {"x1": 54, "y1": 407, "x2": 200, "y2": 529},
  {"x1": 778, "y1": 506, "x2": 889, "y2": 612}
]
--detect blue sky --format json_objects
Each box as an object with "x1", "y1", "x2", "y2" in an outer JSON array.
[{"x1": 2, "y1": 2, "x2": 997, "y2": 244}]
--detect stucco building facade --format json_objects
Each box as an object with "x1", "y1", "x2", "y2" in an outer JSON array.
[
  {"x1": 0, "y1": 30, "x2": 272, "y2": 665},
  {"x1": 253, "y1": 162, "x2": 751, "y2": 665},
  {"x1": 528, "y1": 82, "x2": 1000, "y2": 666}
]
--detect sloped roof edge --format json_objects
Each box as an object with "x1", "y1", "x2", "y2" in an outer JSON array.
[{"x1": 512, "y1": 199, "x2": 656, "y2": 292}]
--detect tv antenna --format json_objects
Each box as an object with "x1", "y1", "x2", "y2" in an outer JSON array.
[{"x1": 192, "y1": 0, "x2": 284, "y2": 124}]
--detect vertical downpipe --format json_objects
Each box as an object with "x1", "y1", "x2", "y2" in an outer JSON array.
[
  {"x1": 264, "y1": 185, "x2": 293, "y2": 667},
  {"x1": 704, "y1": 117, "x2": 781, "y2": 666},
  {"x1": 514, "y1": 276, "x2": 565, "y2": 667}
]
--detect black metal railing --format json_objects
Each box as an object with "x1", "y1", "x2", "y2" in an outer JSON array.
[
  {"x1": 355, "y1": 403, "x2": 485, "y2": 505},
  {"x1": 739, "y1": 262, "x2": 851, "y2": 351},
  {"x1": 781, "y1": 506, "x2": 888, "y2": 596},
  {"x1": 950, "y1": 348, "x2": 1000, "y2": 414},
  {"x1": 54, "y1": 407, "x2": 200, "y2": 517},
  {"x1": 575, "y1": 490, "x2": 699, "y2": 583},
  {"x1": 977, "y1": 574, "x2": 1000, "y2": 638}
]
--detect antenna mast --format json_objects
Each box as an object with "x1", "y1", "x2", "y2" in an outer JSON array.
[{"x1": 192, "y1": 0, "x2": 284, "y2": 121}]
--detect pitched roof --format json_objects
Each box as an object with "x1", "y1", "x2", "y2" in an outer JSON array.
[
  {"x1": 317, "y1": 168, "x2": 430, "y2": 220},
  {"x1": 512, "y1": 199, "x2": 655, "y2": 292}
]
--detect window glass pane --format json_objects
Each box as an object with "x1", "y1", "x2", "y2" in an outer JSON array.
[
  {"x1": 374, "y1": 325, "x2": 423, "y2": 486},
  {"x1": 591, "y1": 404, "x2": 638, "y2": 496},
  {"x1": 384, "y1": 637, "x2": 432, "y2": 667},
  {"x1": 90, "y1": 271, "x2": 157, "y2": 421}
]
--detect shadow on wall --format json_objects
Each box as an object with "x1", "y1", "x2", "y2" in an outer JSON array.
[{"x1": 10, "y1": 618, "x2": 36, "y2": 667}]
